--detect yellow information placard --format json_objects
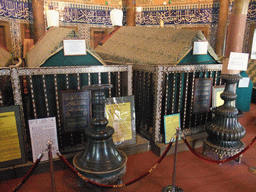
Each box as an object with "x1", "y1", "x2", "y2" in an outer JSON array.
[
  {"x1": 0, "y1": 111, "x2": 21, "y2": 162},
  {"x1": 105, "y1": 102, "x2": 132, "y2": 144},
  {"x1": 212, "y1": 86, "x2": 236, "y2": 108},
  {"x1": 164, "y1": 113, "x2": 180, "y2": 144},
  {"x1": 216, "y1": 91, "x2": 224, "y2": 107}
]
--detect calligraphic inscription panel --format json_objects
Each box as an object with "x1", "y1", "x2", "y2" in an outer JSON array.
[
  {"x1": 59, "y1": 90, "x2": 91, "y2": 132},
  {"x1": 193, "y1": 78, "x2": 212, "y2": 114}
]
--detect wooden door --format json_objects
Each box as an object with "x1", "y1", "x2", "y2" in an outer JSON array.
[
  {"x1": 0, "y1": 26, "x2": 6, "y2": 48},
  {"x1": 247, "y1": 23, "x2": 256, "y2": 55},
  {"x1": 90, "y1": 28, "x2": 113, "y2": 49},
  {"x1": 20, "y1": 23, "x2": 33, "y2": 42},
  {"x1": 0, "y1": 21, "x2": 11, "y2": 52}
]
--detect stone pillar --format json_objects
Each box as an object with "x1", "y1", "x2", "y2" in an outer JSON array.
[
  {"x1": 123, "y1": 0, "x2": 136, "y2": 26},
  {"x1": 222, "y1": 0, "x2": 250, "y2": 74},
  {"x1": 31, "y1": 0, "x2": 46, "y2": 43},
  {"x1": 215, "y1": 0, "x2": 230, "y2": 56}
]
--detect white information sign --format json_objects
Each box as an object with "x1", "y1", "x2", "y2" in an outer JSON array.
[
  {"x1": 227, "y1": 52, "x2": 249, "y2": 71},
  {"x1": 28, "y1": 117, "x2": 59, "y2": 162},
  {"x1": 47, "y1": 10, "x2": 59, "y2": 28},
  {"x1": 250, "y1": 28, "x2": 256, "y2": 59},
  {"x1": 193, "y1": 41, "x2": 208, "y2": 55},
  {"x1": 238, "y1": 77, "x2": 250, "y2": 88},
  {"x1": 110, "y1": 9, "x2": 123, "y2": 26},
  {"x1": 63, "y1": 39, "x2": 86, "y2": 56}
]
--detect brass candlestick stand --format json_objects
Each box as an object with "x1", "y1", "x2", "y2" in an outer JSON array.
[
  {"x1": 73, "y1": 84, "x2": 127, "y2": 189},
  {"x1": 203, "y1": 74, "x2": 246, "y2": 160}
]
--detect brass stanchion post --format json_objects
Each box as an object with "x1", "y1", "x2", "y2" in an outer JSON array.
[
  {"x1": 162, "y1": 128, "x2": 183, "y2": 192},
  {"x1": 48, "y1": 141, "x2": 57, "y2": 192}
]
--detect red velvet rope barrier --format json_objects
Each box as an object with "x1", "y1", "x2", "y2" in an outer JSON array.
[
  {"x1": 57, "y1": 138, "x2": 174, "y2": 188},
  {"x1": 12, "y1": 153, "x2": 44, "y2": 192},
  {"x1": 182, "y1": 136, "x2": 256, "y2": 164}
]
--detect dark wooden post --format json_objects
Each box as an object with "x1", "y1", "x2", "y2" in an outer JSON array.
[
  {"x1": 123, "y1": 0, "x2": 136, "y2": 26},
  {"x1": 215, "y1": 0, "x2": 230, "y2": 56},
  {"x1": 31, "y1": 0, "x2": 46, "y2": 43}
]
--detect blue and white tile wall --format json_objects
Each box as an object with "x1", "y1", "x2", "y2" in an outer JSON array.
[
  {"x1": 136, "y1": 4, "x2": 220, "y2": 25},
  {"x1": 135, "y1": 4, "x2": 220, "y2": 49},
  {"x1": 0, "y1": 0, "x2": 31, "y2": 57},
  {"x1": 1, "y1": 0, "x2": 256, "y2": 58}
]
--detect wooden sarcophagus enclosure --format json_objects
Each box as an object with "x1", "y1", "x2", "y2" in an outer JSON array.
[
  {"x1": 19, "y1": 27, "x2": 133, "y2": 155},
  {"x1": 95, "y1": 26, "x2": 223, "y2": 156}
]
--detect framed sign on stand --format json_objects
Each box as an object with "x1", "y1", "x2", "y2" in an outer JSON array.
[
  {"x1": 212, "y1": 86, "x2": 225, "y2": 108},
  {"x1": 0, "y1": 105, "x2": 26, "y2": 168},
  {"x1": 212, "y1": 86, "x2": 235, "y2": 108},
  {"x1": 164, "y1": 113, "x2": 181, "y2": 144},
  {"x1": 105, "y1": 96, "x2": 136, "y2": 147},
  {"x1": 193, "y1": 78, "x2": 213, "y2": 113},
  {"x1": 59, "y1": 90, "x2": 91, "y2": 133},
  {"x1": 28, "y1": 117, "x2": 59, "y2": 163}
]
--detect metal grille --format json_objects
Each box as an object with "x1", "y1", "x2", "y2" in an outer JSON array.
[{"x1": 133, "y1": 64, "x2": 222, "y2": 143}]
